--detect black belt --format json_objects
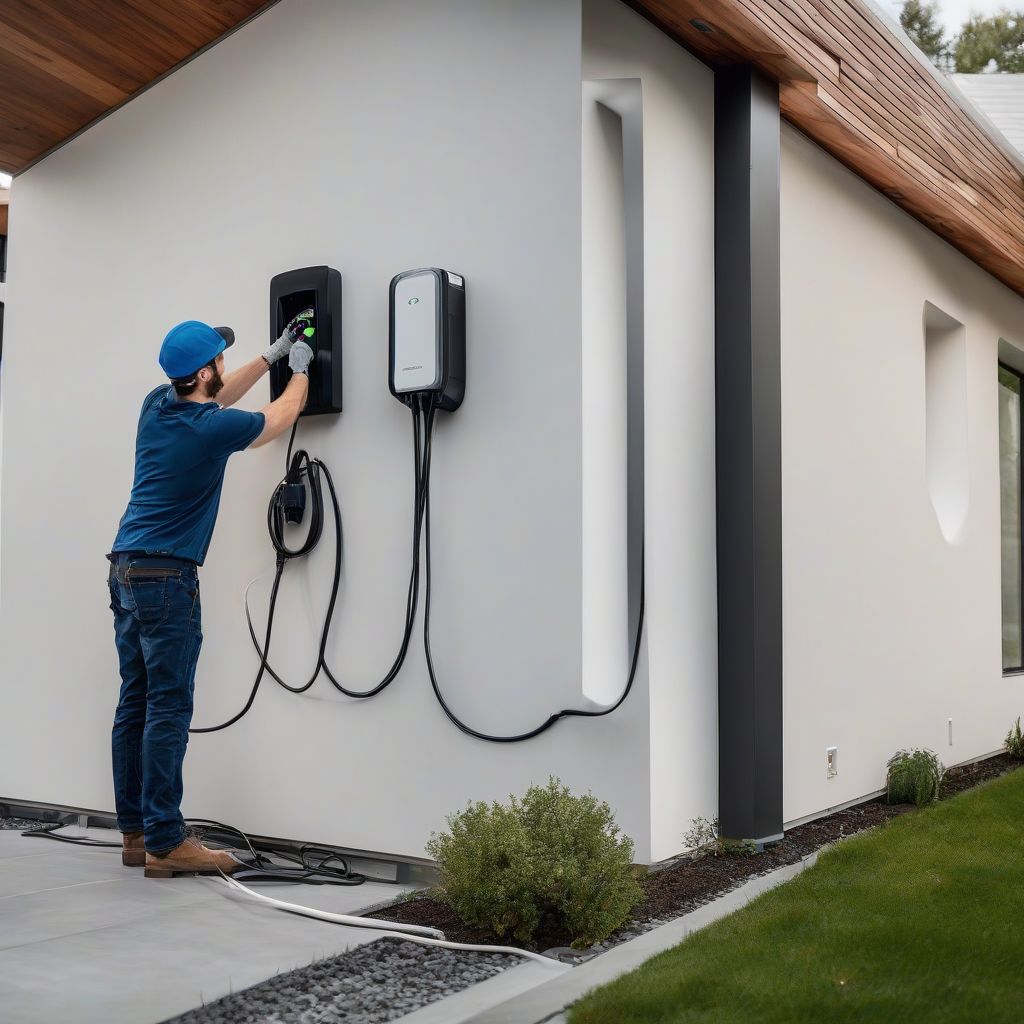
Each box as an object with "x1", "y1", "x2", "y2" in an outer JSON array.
[{"x1": 107, "y1": 551, "x2": 197, "y2": 571}]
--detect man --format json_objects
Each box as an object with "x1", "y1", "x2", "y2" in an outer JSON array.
[{"x1": 108, "y1": 315, "x2": 312, "y2": 878}]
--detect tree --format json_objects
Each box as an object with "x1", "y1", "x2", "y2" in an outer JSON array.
[
  {"x1": 900, "y1": 0, "x2": 949, "y2": 64},
  {"x1": 952, "y1": 11, "x2": 1024, "y2": 72}
]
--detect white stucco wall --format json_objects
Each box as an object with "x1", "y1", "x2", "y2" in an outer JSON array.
[
  {"x1": 781, "y1": 125, "x2": 1024, "y2": 824},
  {"x1": 9, "y1": 0, "x2": 1012, "y2": 861},
  {"x1": 0, "y1": 0, "x2": 670, "y2": 861},
  {"x1": 582, "y1": 0, "x2": 717, "y2": 860}
]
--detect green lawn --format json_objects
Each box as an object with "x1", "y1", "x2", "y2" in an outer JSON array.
[{"x1": 570, "y1": 767, "x2": 1024, "y2": 1024}]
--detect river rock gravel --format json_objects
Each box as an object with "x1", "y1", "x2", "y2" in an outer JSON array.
[{"x1": 160, "y1": 937, "x2": 516, "y2": 1024}]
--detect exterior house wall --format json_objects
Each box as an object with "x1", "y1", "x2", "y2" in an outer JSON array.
[
  {"x1": 582, "y1": 0, "x2": 717, "y2": 860},
  {"x1": 2, "y1": 0, "x2": 1019, "y2": 864},
  {"x1": 0, "y1": 0, "x2": 721, "y2": 864},
  {"x1": 780, "y1": 124, "x2": 1024, "y2": 824},
  {"x1": 0, "y1": 0, "x2": 667, "y2": 861}
]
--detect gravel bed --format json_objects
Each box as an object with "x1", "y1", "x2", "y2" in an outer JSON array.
[
  {"x1": 0, "y1": 817, "x2": 43, "y2": 830},
  {"x1": 160, "y1": 937, "x2": 516, "y2": 1024}
]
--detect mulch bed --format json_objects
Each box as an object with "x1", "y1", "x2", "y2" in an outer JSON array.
[{"x1": 375, "y1": 753, "x2": 1021, "y2": 951}]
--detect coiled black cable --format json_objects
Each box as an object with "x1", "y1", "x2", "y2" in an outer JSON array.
[
  {"x1": 192, "y1": 395, "x2": 643, "y2": 741},
  {"x1": 20, "y1": 817, "x2": 366, "y2": 886},
  {"x1": 192, "y1": 411, "x2": 427, "y2": 731},
  {"x1": 417, "y1": 401, "x2": 646, "y2": 742}
]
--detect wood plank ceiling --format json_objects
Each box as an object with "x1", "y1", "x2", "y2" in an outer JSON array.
[
  {"x1": 631, "y1": 0, "x2": 1024, "y2": 297},
  {"x1": 0, "y1": 0, "x2": 1020, "y2": 299},
  {"x1": 0, "y1": 0, "x2": 270, "y2": 173}
]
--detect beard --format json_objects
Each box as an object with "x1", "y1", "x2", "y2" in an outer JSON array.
[{"x1": 204, "y1": 365, "x2": 225, "y2": 399}]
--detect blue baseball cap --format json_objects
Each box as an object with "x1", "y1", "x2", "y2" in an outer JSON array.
[{"x1": 159, "y1": 321, "x2": 235, "y2": 379}]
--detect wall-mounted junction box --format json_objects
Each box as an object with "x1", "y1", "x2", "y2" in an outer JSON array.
[
  {"x1": 270, "y1": 265, "x2": 343, "y2": 415},
  {"x1": 389, "y1": 268, "x2": 465, "y2": 411},
  {"x1": 826, "y1": 746, "x2": 838, "y2": 779}
]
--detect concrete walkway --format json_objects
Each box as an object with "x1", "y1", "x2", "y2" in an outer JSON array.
[{"x1": 0, "y1": 827, "x2": 415, "y2": 1024}]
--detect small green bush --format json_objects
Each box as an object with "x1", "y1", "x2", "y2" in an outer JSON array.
[
  {"x1": 1006, "y1": 717, "x2": 1024, "y2": 760},
  {"x1": 886, "y1": 748, "x2": 944, "y2": 806},
  {"x1": 682, "y1": 816, "x2": 758, "y2": 858},
  {"x1": 426, "y1": 777, "x2": 644, "y2": 949}
]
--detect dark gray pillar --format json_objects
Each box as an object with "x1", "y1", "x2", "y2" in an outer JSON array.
[{"x1": 715, "y1": 66, "x2": 783, "y2": 845}]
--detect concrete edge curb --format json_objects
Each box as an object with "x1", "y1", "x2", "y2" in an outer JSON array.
[
  {"x1": 389, "y1": 960, "x2": 571, "y2": 1024},
  {"x1": 452, "y1": 850, "x2": 821, "y2": 1024}
]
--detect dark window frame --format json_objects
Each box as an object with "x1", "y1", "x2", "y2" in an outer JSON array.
[{"x1": 999, "y1": 360, "x2": 1024, "y2": 674}]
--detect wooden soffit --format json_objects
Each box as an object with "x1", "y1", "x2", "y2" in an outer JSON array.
[
  {"x1": 0, "y1": 0, "x2": 273, "y2": 175},
  {"x1": 631, "y1": 0, "x2": 1024, "y2": 298}
]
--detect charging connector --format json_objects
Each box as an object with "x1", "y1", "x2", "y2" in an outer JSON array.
[{"x1": 279, "y1": 482, "x2": 306, "y2": 525}]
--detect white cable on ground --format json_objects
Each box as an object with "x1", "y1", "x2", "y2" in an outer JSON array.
[{"x1": 215, "y1": 873, "x2": 564, "y2": 968}]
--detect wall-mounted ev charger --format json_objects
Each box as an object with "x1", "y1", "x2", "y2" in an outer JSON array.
[
  {"x1": 270, "y1": 265, "x2": 343, "y2": 415},
  {"x1": 196, "y1": 262, "x2": 642, "y2": 746},
  {"x1": 389, "y1": 268, "x2": 465, "y2": 411}
]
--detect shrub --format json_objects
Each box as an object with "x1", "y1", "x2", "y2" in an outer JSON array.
[
  {"x1": 682, "y1": 816, "x2": 720, "y2": 856},
  {"x1": 426, "y1": 777, "x2": 644, "y2": 949},
  {"x1": 886, "y1": 748, "x2": 944, "y2": 806},
  {"x1": 682, "y1": 816, "x2": 758, "y2": 858},
  {"x1": 1006, "y1": 717, "x2": 1024, "y2": 760}
]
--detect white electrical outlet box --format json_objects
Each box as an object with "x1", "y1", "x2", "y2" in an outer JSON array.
[{"x1": 826, "y1": 746, "x2": 838, "y2": 779}]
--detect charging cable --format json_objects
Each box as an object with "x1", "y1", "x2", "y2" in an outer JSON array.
[
  {"x1": 215, "y1": 871, "x2": 566, "y2": 968},
  {"x1": 194, "y1": 396, "x2": 643, "y2": 742},
  {"x1": 191, "y1": 413, "x2": 426, "y2": 732},
  {"x1": 415, "y1": 400, "x2": 645, "y2": 742}
]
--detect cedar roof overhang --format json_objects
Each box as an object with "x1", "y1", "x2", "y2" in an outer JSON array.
[
  {"x1": 0, "y1": 2, "x2": 1021, "y2": 297},
  {"x1": 0, "y1": 1, "x2": 272, "y2": 175},
  {"x1": 630, "y1": 0, "x2": 1024, "y2": 297}
]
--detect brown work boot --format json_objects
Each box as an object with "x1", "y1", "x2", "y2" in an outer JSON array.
[
  {"x1": 144, "y1": 835, "x2": 244, "y2": 878},
  {"x1": 122, "y1": 831, "x2": 145, "y2": 867}
]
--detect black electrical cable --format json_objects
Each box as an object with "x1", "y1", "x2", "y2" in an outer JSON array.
[
  {"x1": 192, "y1": 389, "x2": 642, "y2": 741},
  {"x1": 20, "y1": 822, "x2": 121, "y2": 847},
  {"x1": 249, "y1": 407, "x2": 427, "y2": 699},
  {"x1": 417, "y1": 401, "x2": 646, "y2": 742},
  {"x1": 189, "y1": 560, "x2": 285, "y2": 732},
  {"x1": 19, "y1": 817, "x2": 366, "y2": 886},
  {"x1": 192, "y1": 407, "x2": 427, "y2": 731}
]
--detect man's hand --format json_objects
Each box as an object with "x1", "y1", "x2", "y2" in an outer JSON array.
[
  {"x1": 288, "y1": 340, "x2": 314, "y2": 376},
  {"x1": 285, "y1": 308, "x2": 316, "y2": 343},
  {"x1": 262, "y1": 308, "x2": 316, "y2": 366}
]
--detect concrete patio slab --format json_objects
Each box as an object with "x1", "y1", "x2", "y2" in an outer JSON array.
[{"x1": 0, "y1": 828, "x2": 416, "y2": 1024}]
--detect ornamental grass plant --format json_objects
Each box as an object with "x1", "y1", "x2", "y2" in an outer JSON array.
[{"x1": 886, "y1": 748, "x2": 944, "y2": 807}]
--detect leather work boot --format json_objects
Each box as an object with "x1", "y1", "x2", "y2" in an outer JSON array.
[
  {"x1": 144, "y1": 836, "x2": 244, "y2": 878},
  {"x1": 122, "y1": 831, "x2": 146, "y2": 867}
]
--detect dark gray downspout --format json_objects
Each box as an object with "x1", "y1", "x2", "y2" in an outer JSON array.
[{"x1": 715, "y1": 66, "x2": 784, "y2": 846}]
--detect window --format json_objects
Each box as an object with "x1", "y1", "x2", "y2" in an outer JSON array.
[{"x1": 999, "y1": 363, "x2": 1023, "y2": 672}]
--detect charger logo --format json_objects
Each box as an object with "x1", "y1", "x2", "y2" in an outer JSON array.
[
  {"x1": 408, "y1": 297, "x2": 420, "y2": 305},
  {"x1": 402, "y1": 365, "x2": 423, "y2": 372}
]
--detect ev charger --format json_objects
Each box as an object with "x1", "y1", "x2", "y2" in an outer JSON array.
[
  {"x1": 270, "y1": 265, "x2": 343, "y2": 415},
  {"x1": 389, "y1": 268, "x2": 465, "y2": 411}
]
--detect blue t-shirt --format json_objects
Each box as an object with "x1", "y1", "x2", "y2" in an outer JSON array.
[{"x1": 112, "y1": 386, "x2": 265, "y2": 565}]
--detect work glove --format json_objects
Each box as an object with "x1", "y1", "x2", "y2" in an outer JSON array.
[
  {"x1": 263, "y1": 308, "x2": 316, "y2": 365},
  {"x1": 288, "y1": 340, "x2": 314, "y2": 376}
]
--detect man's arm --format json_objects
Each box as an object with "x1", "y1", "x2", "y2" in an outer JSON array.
[
  {"x1": 220, "y1": 308, "x2": 315, "y2": 408},
  {"x1": 250, "y1": 342, "x2": 314, "y2": 448},
  {"x1": 251, "y1": 373, "x2": 308, "y2": 448},
  {"x1": 218, "y1": 356, "x2": 269, "y2": 409}
]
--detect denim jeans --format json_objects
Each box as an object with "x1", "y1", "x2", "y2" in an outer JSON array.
[{"x1": 108, "y1": 555, "x2": 203, "y2": 853}]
